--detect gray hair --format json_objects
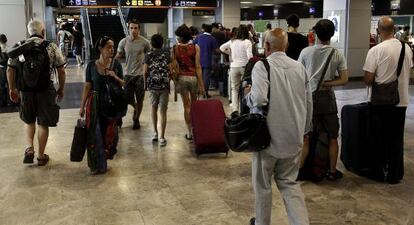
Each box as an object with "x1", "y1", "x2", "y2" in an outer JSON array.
[{"x1": 27, "y1": 20, "x2": 44, "y2": 36}]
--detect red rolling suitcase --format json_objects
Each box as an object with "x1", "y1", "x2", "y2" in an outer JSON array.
[{"x1": 190, "y1": 99, "x2": 229, "y2": 157}]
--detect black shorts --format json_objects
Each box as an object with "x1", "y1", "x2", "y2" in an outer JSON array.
[
  {"x1": 19, "y1": 85, "x2": 60, "y2": 127},
  {"x1": 313, "y1": 113, "x2": 339, "y2": 139},
  {"x1": 124, "y1": 75, "x2": 145, "y2": 106}
]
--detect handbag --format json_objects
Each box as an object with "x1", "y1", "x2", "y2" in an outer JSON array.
[
  {"x1": 70, "y1": 119, "x2": 87, "y2": 162},
  {"x1": 224, "y1": 59, "x2": 271, "y2": 152},
  {"x1": 371, "y1": 41, "x2": 405, "y2": 106},
  {"x1": 100, "y1": 60, "x2": 128, "y2": 117}
]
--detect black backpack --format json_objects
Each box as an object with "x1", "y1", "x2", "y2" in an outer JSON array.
[
  {"x1": 238, "y1": 56, "x2": 263, "y2": 114},
  {"x1": 11, "y1": 40, "x2": 51, "y2": 91}
]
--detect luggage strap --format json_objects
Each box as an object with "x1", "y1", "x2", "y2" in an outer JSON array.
[{"x1": 261, "y1": 59, "x2": 271, "y2": 116}]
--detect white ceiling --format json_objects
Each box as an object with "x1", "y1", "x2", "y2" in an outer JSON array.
[{"x1": 240, "y1": 0, "x2": 318, "y2": 8}]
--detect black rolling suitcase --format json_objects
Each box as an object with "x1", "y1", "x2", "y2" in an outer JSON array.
[{"x1": 340, "y1": 103, "x2": 372, "y2": 176}]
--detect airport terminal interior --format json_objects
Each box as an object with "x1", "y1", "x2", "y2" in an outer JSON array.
[{"x1": 1, "y1": 0, "x2": 414, "y2": 224}]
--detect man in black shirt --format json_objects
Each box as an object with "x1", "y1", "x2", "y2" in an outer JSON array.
[{"x1": 286, "y1": 14, "x2": 308, "y2": 60}]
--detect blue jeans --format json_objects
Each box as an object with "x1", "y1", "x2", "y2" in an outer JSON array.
[{"x1": 202, "y1": 67, "x2": 212, "y2": 94}]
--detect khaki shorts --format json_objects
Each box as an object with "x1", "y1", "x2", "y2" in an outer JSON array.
[
  {"x1": 176, "y1": 76, "x2": 198, "y2": 95},
  {"x1": 149, "y1": 90, "x2": 169, "y2": 111}
]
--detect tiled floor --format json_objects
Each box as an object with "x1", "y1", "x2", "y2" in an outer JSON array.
[{"x1": 0, "y1": 64, "x2": 413, "y2": 225}]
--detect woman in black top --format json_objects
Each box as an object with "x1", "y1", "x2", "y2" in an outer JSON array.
[{"x1": 79, "y1": 36, "x2": 125, "y2": 174}]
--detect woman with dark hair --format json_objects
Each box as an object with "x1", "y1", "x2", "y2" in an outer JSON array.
[
  {"x1": 79, "y1": 36, "x2": 125, "y2": 174},
  {"x1": 172, "y1": 24, "x2": 205, "y2": 140},
  {"x1": 219, "y1": 24, "x2": 253, "y2": 113}
]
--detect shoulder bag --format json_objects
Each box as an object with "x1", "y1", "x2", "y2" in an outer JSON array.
[
  {"x1": 224, "y1": 59, "x2": 271, "y2": 152},
  {"x1": 371, "y1": 41, "x2": 405, "y2": 106}
]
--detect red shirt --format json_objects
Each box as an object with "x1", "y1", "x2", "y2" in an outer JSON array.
[{"x1": 174, "y1": 44, "x2": 196, "y2": 76}]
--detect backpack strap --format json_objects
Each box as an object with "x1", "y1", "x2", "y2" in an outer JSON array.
[
  {"x1": 260, "y1": 58, "x2": 271, "y2": 116},
  {"x1": 397, "y1": 41, "x2": 405, "y2": 78}
]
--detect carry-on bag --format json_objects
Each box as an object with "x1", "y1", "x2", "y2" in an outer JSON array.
[{"x1": 191, "y1": 99, "x2": 228, "y2": 157}]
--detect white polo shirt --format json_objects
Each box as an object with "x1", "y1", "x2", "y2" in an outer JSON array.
[{"x1": 363, "y1": 38, "x2": 413, "y2": 107}]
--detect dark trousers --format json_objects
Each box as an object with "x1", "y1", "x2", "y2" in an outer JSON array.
[
  {"x1": 202, "y1": 67, "x2": 212, "y2": 94},
  {"x1": 0, "y1": 67, "x2": 8, "y2": 106},
  {"x1": 369, "y1": 105, "x2": 406, "y2": 182}
]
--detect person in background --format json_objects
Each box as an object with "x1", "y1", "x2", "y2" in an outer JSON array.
[
  {"x1": 143, "y1": 34, "x2": 171, "y2": 147},
  {"x1": 400, "y1": 25, "x2": 411, "y2": 44},
  {"x1": 193, "y1": 24, "x2": 219, "y2": 98},
  {"x1": 57, "y1": 23, "x2": 72, "y2": 66},
  {"x1": 173, "y1": 24, "x2": 205, "y2": 140},
  {"x1": 115, "y1": 19, "x2": 151, "y2": 130},
  {"x1": 80, "y1": 36, "x2": 125, "y2": 174},
  {"x1": 286, "y1": 14, "x2": 308, "y2": 60},
  {"x1": 189, "y1": 26, "x2": 199, "y2": 43},
  {"x1": 262, "y1": 23, "x2": 272, "y2": 48},
  {"x1": 72, "y1": 23, "x2": 84, "y2": 66},
  {"x1": 247, "y1": 24, "x2": 259, "y2": 55},
  {"x1": 220, "y1": 24, "x2": 252, "y2": 113},
  {"x1": 0, "y1": 34, "x2": 9, "y2": 107},
  {"x1": 394, "y1": 26, "x2": 403, "y2": 40}
]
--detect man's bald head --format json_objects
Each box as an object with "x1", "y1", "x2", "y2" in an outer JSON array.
[
  {"x1": 378, "y1": 16, "x2": 395, "y2": 35},
  {"x1": 265, "y1": 28, "x2": 288, "y2": 53}
]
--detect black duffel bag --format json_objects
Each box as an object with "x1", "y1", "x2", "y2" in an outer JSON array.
[{"x1": 224, "y1": 112, "x2": 270, "y2": 152}]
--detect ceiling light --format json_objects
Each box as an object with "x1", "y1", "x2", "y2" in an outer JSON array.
[
  {"x1": 290, "y1": 1, "x2": 304, "y2": 3},
  {"x1": 240, "y1": 1, "x2": 253, "y2": 4},
  {"x1": 262, "y1": 3, "x2": 274, "y2": 6}
]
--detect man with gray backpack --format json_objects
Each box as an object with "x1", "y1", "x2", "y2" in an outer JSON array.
[{"x1": 7, "y1": 20, "x2": 66, "y2": 166}]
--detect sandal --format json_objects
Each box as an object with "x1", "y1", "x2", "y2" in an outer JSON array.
[
  {"x1": 326, "y1": 170, "x2": 343, "y2": 181},
  {"x1": 37, "y1": 154, "x2": 49, "y2": 166},
  {"x1": 23, "y1": 147, "x2": 35, "y2": 164}
]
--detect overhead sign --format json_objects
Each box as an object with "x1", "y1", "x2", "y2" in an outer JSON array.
[
  {"x1": 64, "y1": 0, "x2": 170, "y2": 8},
  {"x1": 122, "y1": 0, "x2": 170, "y2": 7},
  {"x1": 172, "y1": 0, "x2": 217, "y2": 8}
]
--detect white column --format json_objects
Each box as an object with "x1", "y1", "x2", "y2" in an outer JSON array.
[
  {"x1": 220, "y1": 0, "x2": 240, "y2": 29},
  {"x1": 346, "y1": 0, "x2": 371, "y2": 78},
  {"x1": 0, "y1": 0, "x2": 28, "y2": 45},
  {"x1": 323, "y1": 0, "x2": 371, "y2": 78}
]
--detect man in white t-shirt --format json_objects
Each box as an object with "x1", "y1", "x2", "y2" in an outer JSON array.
[{"x1": 363, "y1": 16, "x2": 413, "y2": 184}]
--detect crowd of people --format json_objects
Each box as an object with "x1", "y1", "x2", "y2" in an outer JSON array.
[{"x1": 1, "y1": 14, "x2": 412, "y2": 225}]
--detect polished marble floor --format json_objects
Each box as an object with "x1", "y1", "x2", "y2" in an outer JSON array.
[{"x1": 0, "y1": 64, "x2": 414, "y2": 225}]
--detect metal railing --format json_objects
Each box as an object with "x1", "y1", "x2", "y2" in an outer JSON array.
[{"x1": 117, "y1": 1, "x2": 129, "y2": 37}]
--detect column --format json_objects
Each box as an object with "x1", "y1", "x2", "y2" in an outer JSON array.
[
  {"x1": 323, "y1": 0, "x2": 371, "y2": 78},
  {"x1": 0, "y1": 0, "x2": 28, "y2": 45},
  {"x1": 219, "y1": 0, "x2": 240, "y2": 29},
  {"x1": 346, "y1": 0, "x2": 371, "y2": 78}
]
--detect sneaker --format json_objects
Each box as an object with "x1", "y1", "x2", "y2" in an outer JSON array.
[
  {"x1": 152, "y1": 133, "x2": 158, "y2": 142},
  {"x1": 326, "y1": 169, "x2": 343, "y2": 181},
  {"x1": 159, "y1": 138, "x2": 167, "y2": 147},
  {"x1": 249, "y1": 217, "x2": 256, "y2": 225},
  {"x1": 132, "y1": 121, "x2": 141, "y2": 130},
  {"x1": 37, "y1": 154, "x2": 49, "y2": 166},
  {"x1": 23, "y1": 147, "x2": 34, "y2": 164}
]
